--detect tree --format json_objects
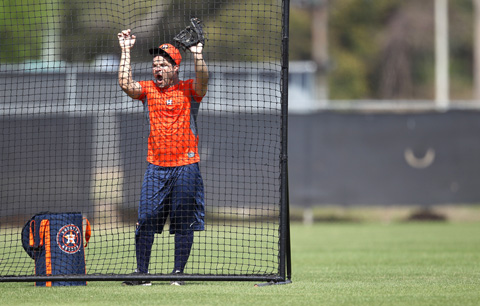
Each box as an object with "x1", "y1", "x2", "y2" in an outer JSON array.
[
  {"x1": 324, "y1": 0, "x2": 476, "y2": 100},
  {"x1": 203, "y1": 0, "x2": 282, "y2": 62},
  {"x1": 0, "y1": 0, "x2": 51, "y2": 62}
]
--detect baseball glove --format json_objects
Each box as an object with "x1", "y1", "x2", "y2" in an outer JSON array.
[{"x1": 173, "y1": 17, "x2": 206, "y2": 51}]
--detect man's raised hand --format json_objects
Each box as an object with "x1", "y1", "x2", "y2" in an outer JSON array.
[
  {"x1": 118, "y1": 29, "x2": 136, "y2": 50},
  {"x1": 189, "y1": 42, "x2": 204, "y2": 55}
]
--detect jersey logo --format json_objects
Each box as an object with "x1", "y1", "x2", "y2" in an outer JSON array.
[
  {"x1": 166, "y1": 99, "x2": 173, "y2": 105},
  {"x1": 57, "y1": 224, "x2": 82, "y2": 254},
  {"x1": 188, "y1": 152, "x2": 195, "y2": 158}
]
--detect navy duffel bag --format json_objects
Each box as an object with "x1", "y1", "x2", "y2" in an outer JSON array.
[{"x1": 22, "y1": 212, "x2": 91, "y2": 286}]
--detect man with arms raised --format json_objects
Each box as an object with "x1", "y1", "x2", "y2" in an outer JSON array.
[{"x1": 117, "y1": 28, "x2": 209, "y2": 286}]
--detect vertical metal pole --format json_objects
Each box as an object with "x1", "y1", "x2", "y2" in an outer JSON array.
[
  {"x1": 66, "y1": 66, "x2": 77, "y2": 112},
  {"x1": 312, "y1": 1, "x2": 329, "y2": 104},
  {"x1": 473, "y1": 0, "x2": 480, "y2": 101},
  {"x1": 435, "y1": 0, "x2": 449, "y2": 110},
  {"x1": 42, "y1": 0, "x2": 61, "y2": 63},
  {"x1": 280, "y1": 0, "x2": 292, "y2": 283}
]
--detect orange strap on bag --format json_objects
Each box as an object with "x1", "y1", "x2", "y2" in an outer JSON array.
[
  {"x1": 83, "y1": 218, "x2": 91, "y2": 247},
  {"x1": 38, "y1": 219, "x2": 52, "y2": 287},
  {"x1": 29, "y1": 220, "x2": 35, "y2": 247}
]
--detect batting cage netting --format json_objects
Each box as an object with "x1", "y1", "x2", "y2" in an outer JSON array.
[{"x1": 0, "y1": 0, "x2": 291, "y2": 285}]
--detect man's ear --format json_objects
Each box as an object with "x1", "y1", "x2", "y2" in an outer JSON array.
[{"x1": 174, "y1": 65, "x2": 180, "y2": 73}]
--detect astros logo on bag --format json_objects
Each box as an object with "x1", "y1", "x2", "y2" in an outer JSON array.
[{"x1": 57, "y1": 224, "x2": 82, "y2": 254}]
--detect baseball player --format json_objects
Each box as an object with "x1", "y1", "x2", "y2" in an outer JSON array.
[{"x1": 117, "y1": 28, "x2": 209, "y2": 286}]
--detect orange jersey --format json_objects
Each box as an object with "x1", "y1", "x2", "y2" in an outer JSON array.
[{"x1": 136, "y1": 80, "x2": 204, "y2": 167}]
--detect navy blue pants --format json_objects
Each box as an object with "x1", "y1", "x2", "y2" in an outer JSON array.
[{"x1": 135, "y1": 162, "x2": 205, "y2": 273}]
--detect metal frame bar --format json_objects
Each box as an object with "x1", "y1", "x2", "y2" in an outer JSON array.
[{"x1": 278, "y1": 0, "x2": 292, "y2": 284}]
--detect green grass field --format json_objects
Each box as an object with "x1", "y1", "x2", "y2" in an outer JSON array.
[{"x1": 1, "y1": 221, "x2": 480, "y2": 306}]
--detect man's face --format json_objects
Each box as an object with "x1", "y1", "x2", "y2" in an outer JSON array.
[{"x1": 152, "y1": 56, "x2": 178, "y2": 88}]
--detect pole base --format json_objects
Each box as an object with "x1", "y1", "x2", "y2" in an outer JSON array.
[{"x1": 254, "y1": 280, "x2": 292, "y2": 287}]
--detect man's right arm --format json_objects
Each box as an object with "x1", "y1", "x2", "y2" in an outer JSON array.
[{"x1": 117, "y1": 29, "x2": 142, "y2": 99}]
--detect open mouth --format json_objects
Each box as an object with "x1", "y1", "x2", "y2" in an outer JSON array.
[{"x1": 154, "y1": 75, "x2": 166, "y2": 87}]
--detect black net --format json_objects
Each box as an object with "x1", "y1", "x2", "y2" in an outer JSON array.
[{"x1": 0, "y1": 0, "x2": 288, "y2": 283}]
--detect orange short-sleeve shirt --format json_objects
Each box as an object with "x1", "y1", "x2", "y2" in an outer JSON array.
[{"x1": 136, "y1": 80, "x2": 204, "y2": 167}]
